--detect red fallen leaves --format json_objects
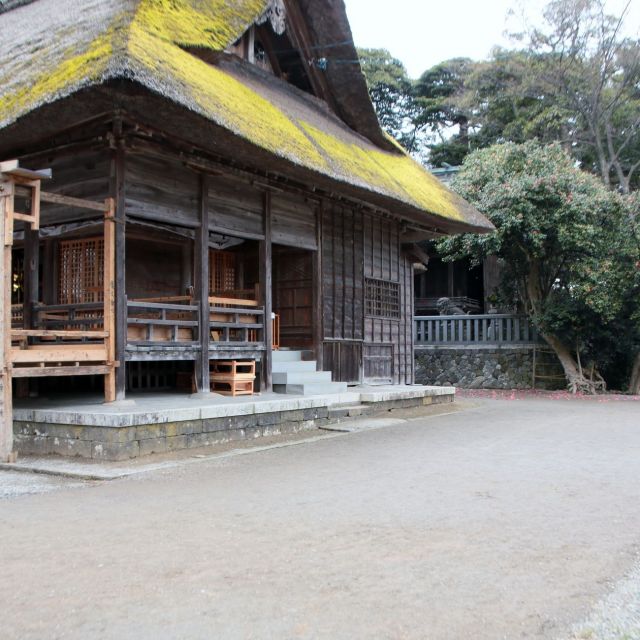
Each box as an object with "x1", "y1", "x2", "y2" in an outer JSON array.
[{"x1": 456, "y1": 388, "x2": 640, "y2": 402}]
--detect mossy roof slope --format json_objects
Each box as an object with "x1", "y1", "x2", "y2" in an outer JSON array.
[{"x1": 0, "y1": 0, "x2": 492, "y2": 232}]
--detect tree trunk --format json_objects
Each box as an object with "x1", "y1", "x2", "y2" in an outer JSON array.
[
  {"x1": 630, "y1": 352, "x2": 640, "y2": 395},
  {"x1": 541, "y1": 332, "x2": 602, "y2": 394}
]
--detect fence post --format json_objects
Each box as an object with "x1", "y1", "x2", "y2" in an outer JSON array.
[{"x1": 0, "y1": 178, "x2": 14, "y2": 462}]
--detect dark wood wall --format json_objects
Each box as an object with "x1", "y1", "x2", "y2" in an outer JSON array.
[
  {"x1": 18, "y1": 140, "x2": 415, "y2": 386},
  {"x1": 321, "y1": 203, "x2": 414, "y2": 385}
]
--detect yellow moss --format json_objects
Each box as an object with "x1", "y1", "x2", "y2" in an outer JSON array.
[
  {"x1": 127, "y1": 23, "x2": 329, "y2": 169},
  {"x1": 133, "y1": 0, "x2": 267, "y2": 49},
  {"x1": 0, "y1": 29, "x2": 115, "y2": 126},
  {"x1": 300, "y1": 122, "x2": 464, "y2": 222},
  {"x1": 0, "y1": 0, "x2": 467, "y2": 225}
]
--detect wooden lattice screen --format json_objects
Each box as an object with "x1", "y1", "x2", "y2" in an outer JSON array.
[
  {"x1": 365, "y1": 277, "x2": 400, "y2": 319},
  {"x1": 209, "y1": 250, "x2": 236, "y2": 294},
  {"x1": 58, "y1": 237, "x2": 104, "y2": 304}
]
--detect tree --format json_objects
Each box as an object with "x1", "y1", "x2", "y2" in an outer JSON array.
[
  {"x1": 438, "y1": 141, "x2": 629, "y2": 393},
  {"x1": 357, "y1": 48, "x2": 424, "y2": 154},
  {"x1": 413, "y1": 58, "x2": 476, "y2": 166},
  {"x1": 517, "y1": 0, "x2": 640, "y2": 193}
]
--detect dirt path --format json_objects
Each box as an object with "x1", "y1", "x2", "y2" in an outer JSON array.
[{"x1": 1, "y1": 398, "x2": 639, "y2": 639}]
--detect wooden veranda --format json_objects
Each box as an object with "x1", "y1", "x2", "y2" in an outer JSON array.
[{"x1": 1, "y1": 160, "x2": 118, "y2": 461}]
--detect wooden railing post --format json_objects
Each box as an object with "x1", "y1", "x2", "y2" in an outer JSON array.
[
  {"x1": 103, "y1": 198, "x2": 117, "y2": 403},
  {"x1": 0, "y1": 178, "x2": 14, "y2": 462}
]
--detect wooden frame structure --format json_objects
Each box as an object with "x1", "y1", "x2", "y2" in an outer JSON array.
[{"x1": 0, "y1": 160, "x2": 118, "y2": 461}]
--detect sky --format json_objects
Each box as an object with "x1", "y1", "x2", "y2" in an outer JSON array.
[{"x1": 344, "y1": 0, "x2": 640, "y2": 79}]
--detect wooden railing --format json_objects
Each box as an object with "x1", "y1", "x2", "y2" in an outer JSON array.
[
  {"x1": 415, "y1": 314, "x2": 539, "y2": 346},
  {"x1": 209, "y1": 296, "x2": 265, "y2": 346},
  {"x1": 11, "y1": 304, "x2": 23, "y2": 328},
  {"x1": 33, "y1": 302, "x2": 105, "y2": 333},
  {"x1": 127, "y1": 299, "x2": 199, "y2": 345}
]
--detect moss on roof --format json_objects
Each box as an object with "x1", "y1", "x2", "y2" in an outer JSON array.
[
  {"x1": 0, "y1": 0, "x2": 491, "y2": 231},
  {"x1": 134, "y1": 0, "x2": 265, "y2": 50}
]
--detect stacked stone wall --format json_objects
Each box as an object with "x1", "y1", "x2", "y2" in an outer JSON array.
[{"x1": 415, "y1": 347, "x2": 564, "y2": 390}]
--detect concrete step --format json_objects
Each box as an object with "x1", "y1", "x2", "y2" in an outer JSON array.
[
  {"x1": 271, "y1": 360, "x2": 317, "y2": 373},
  {"x1": 272, "y1": 350, "x2": 302, "y2": 362},
  {"x1": 273, "y1": 381, "x2": 348, "y2": 396},
  {"x1": 328, "y1": 403, "x2": 374, "y2": 419},
  {"x1": 272, "y1": 370, "x2": 332, "y2": 385}
]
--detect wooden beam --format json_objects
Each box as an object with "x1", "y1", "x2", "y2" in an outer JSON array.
[
  {"x1": 40, "y1": 191, "x2": 107, "y2": 212},
  {"x1": 259, "y1": 191, "x2": 273, "y2": 391},
  {"x1": 0, "y1": 179, "x2": 14, "y2": 462},
  {"x1": 12, "y1": 365, "x2": 113, "y2": 379},
  {"x1": 195, "y1": 173, "x2": 210, "y2": 393},
  {"x1": 12, "y1": 329, "x2": 109, "y2": 339}
]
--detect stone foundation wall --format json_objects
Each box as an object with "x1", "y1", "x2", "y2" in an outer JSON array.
[
  {"x1": 13, "y1": 392, "x2": 453, "y2": 461},
  {"x1": 415, "y1": 346, "x2": 563, "y2": 390}
]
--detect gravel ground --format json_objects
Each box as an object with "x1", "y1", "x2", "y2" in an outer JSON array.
[
  {"x1": 0, "y1": 471, "x2": 86, "y2": 500},
  {"x1": 566, "y1": 560, "x2": 640, "y2": 640},
  {"x1": 1, "y1": 397, "x2": 640, "y2": 639}
]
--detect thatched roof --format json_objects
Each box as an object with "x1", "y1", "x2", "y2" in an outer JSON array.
[{"x1": 0, "y1": 0, "x2": 493, "y2": 233}]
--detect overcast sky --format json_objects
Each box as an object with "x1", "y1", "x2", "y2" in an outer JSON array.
[{"x1": 344, "y1": 0, "x2": 640, "y2": 79}]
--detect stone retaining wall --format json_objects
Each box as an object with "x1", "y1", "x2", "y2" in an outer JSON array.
[
  {"x1": 415, "y1": 346, "x2": 563, "y2": 390},
  {"x1": 13, "y1": 392, "x2": 453, "y2": 461}
]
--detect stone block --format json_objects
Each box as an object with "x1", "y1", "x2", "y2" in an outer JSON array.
[
  {"x1": 92, "y1": 440, "x2": 140, "y2": 461},
  {"x1": 244, "y1": 427, "x2": 264, "y2": 439},
  {"x1": 257, "y1": 412, "x2": 280, "y2": 427},
  {"x1": 135, "y1": 424, "x2": 167, "y2": 441},
  {"x1": 14, "y1": 434, "x2": 50, "y2": 456},
  {"x1": 229, "y1": 414, "x2": 258, "y2": 430},
  {"x1": 83, "y1": 426, "x2": 137, "y2": 444},
  {"x1": 50, "y1": 437, "x2": 93, "y2": 458},
  {"x1": 280, "y1": 409, "x2": 305, "y2": 422},
  {"x1": 202, "y1": 416, "x2": 233, "y2": 433},
  {"x1": 138, "y1": 437, "x2": 168, "y2": 456},
  {"x1": 175, "y1": 420, "x2": 203, "y2": 436},
  {"x1": 303, "y1": 407, "x2": 328, "y2": 421},
  {"x1": 166, "y1": 435, "x2": 189, "y2": 451}
]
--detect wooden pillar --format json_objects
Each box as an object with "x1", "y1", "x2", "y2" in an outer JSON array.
[
  {"x1": 23, "y1": 227, "x2": 39, "y2": 329},
  {"x1": 312, "y1": 203, "x2": 323, "y2": 370},
  {"x1": 259, "y1": 191, "x2": 273, "y2": 390},
  {"x1": 0, "y1": 179, "x2": 14, "y2": 462},
  {"x1": 195, "y1": 174, "x2": 210, "y2": 393},
  {"x1": 104, "y1": 199, "x2": 117, "y2": 403},
  {"x1": 112, "y1": 146, "x2": 127, "y2": 401}
]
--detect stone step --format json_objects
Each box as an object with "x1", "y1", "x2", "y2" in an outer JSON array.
[
  {"x1": 328, "y1": 403, "x2": 374, "y2": 419},
  {"x1": 273, "y1": 381, "x2": 348, "y2": 396},
  {"x1": 272, "y1": 370, "x2": 332, "y2": 385},
  {"x1": 271, "y1": 360, "x2": 317, "y2": 373},
  {"x1": 272, "y1": 350, "x2": 303, "y2": 362}
]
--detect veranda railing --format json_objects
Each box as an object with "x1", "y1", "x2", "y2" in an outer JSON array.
[{"x1": 415, "y1": 314, "x2": 540, "y2": 346}]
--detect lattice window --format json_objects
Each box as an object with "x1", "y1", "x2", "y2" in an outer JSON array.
[
  {"x1": 365, "y1": 278, "x2": 400, "y2": 319},
  {"x1": 58, "y1": 237, "x2": 104, "y2": 304},
  {"x1": 209, "y1": 250, "x2": 236, "y2": 294}
]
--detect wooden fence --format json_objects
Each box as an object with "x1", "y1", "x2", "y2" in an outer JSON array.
[{"x1": 415, "y1": 314, "x2": 539, "y2": 346}]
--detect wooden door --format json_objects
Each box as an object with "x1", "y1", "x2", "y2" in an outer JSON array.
[{"x1": 273, "y1": 248, "x2": 313, "y2": 349}]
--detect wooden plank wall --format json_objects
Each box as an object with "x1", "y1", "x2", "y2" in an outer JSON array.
[
  {"x1": 363, "y1": 211, "x2": 413, "y2": 385},
  {"x1": 271, "y1": 193, "x2": 317, "y2": 250},
  {"x1": 37, "y1": 151, "x2": 111, "y2": 227},
  {"x1": 208, "y1": 178, "x2": 264, "y2": 239},
  {"x1": 321, "y1": 202, "x2": 414, "y2": 385},
  {"x1": 126, "y1": 154, "x2": 199, "y2": 228}
]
